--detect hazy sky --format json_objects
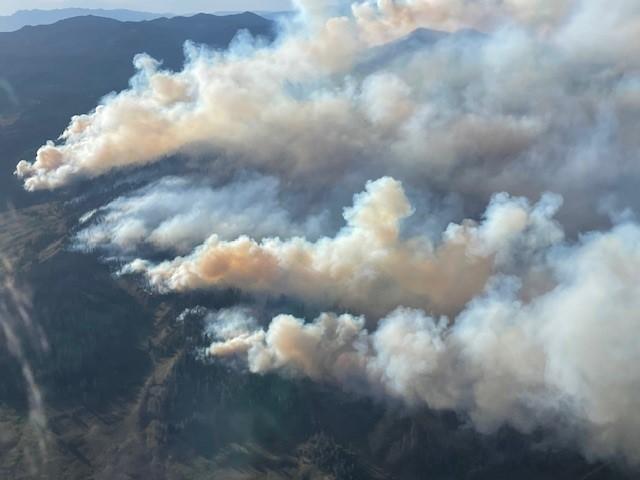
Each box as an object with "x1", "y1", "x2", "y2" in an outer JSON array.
[{"x1": 0, "y1": 0, "x2": 293, "y2": 15}]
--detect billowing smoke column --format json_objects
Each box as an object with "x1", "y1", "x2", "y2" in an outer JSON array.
[
  {"x1": 123, "y1": 177, "x2": 563, "y2": 316},
  {"x1": 206, "y1": 221, "x2": 640, "y2": 462},
  {"x1": 15, "y1": 0, "x2": 640, "y2": 467}
]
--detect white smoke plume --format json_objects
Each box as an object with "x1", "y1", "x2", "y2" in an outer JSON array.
[
  {"x1": 74, "y1": 175, "x2": 327, "y2": 255},
  {"x1": 206, "y1": 221, "x2": 640, "y2": 464},
  {"x1": 14, "y1": 0, "x2": 640, "y2": 228},
  {"x1": 123, "y1": 177, "x2": 562, "y2": 316}
]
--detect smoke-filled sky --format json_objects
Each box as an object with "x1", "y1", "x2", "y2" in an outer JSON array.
[
  {"x1": 16, "y1": 0, "x2": 640, "y2": 468},
  {"x1": 0, "y1": 0, "x2": 292, "y2": 15}
]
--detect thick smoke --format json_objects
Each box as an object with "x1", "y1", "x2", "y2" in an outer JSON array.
[
  {"x1": 14, "y1": 0, "x2": 640, "y2": 467},
  {"x1": 207, "y1": 221, "x2": 640, "y2": 463},
  {"x1": 75, "y1": 175, "x2": 327, "y2": 255},
  {"x1": 349, "y1": 0, "x2": 573, "y2": 42},
  {"x1": 123, "y1": 177, "x2": 562, "y2": 316},
  {"x1": 14, "y1": 0, "x2": 640, "y2": 228}
]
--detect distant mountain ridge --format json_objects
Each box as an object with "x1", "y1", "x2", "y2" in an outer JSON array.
[
  {"x1": 0, "y1": 12, "x2": 274, "y2": 62},
  {"x1": 0, "y1": 8, "x2": 173, "y2": 32},
  {"x1": 216, "y1": 10, "x2": 295, "y2": 20}
]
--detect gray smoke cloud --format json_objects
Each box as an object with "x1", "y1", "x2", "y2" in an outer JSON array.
[{"x1": 75, "y1": 175, "x2": 328, "y2": 255}]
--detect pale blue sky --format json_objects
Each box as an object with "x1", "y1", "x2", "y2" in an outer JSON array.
[{"x1": 0, "y1": 0, "x2": 293, "y2": 15}]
